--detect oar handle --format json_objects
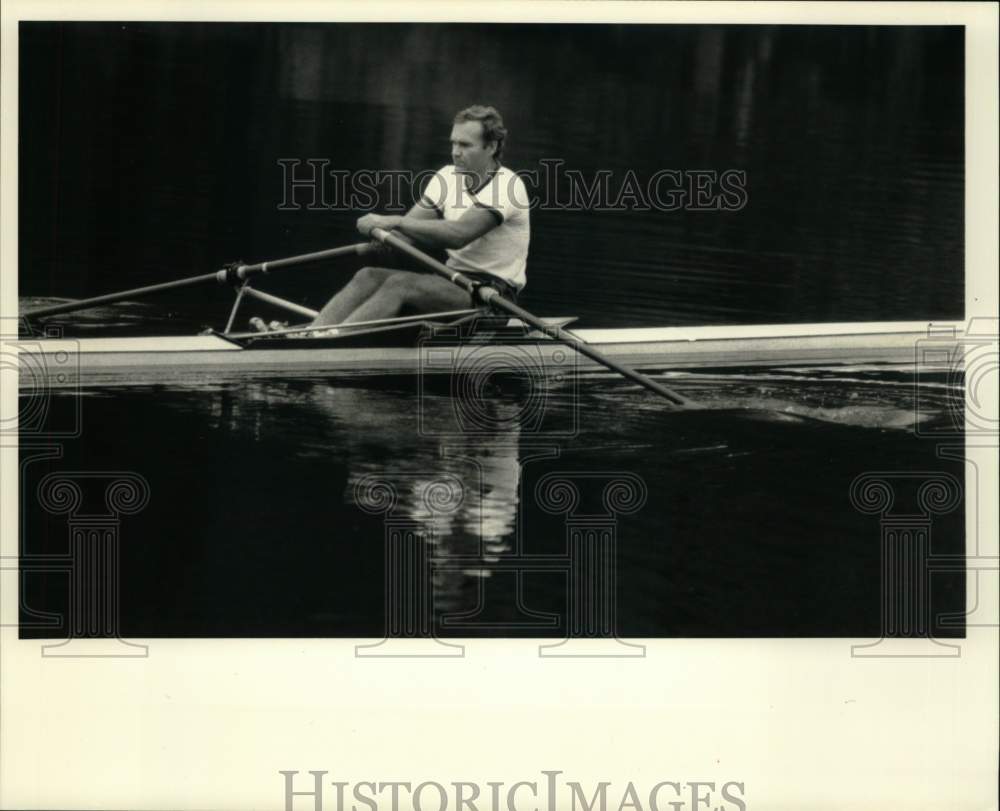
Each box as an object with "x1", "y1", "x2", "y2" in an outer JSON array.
[{"x1": 371, "y1": 227, "x2": 696, "y2": 408}]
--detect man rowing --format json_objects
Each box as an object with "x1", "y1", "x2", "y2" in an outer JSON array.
[{"x1": 306, "y1": 105, "x2": 530, "y2": 329}]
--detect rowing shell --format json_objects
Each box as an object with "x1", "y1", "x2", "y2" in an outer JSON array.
[{"x1": 13, "y1": 318, "x2": 963, "y2": 390}]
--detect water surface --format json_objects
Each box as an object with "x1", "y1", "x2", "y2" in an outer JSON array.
[{"x1": 20, "y1": 362, "x2": 965, "y2": 638}]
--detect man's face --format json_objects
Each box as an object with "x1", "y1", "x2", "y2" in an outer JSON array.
[{"x1": 450, "y1": 120, "x2": 496, "y2": 176}]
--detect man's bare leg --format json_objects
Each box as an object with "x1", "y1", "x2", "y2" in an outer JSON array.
[
  {"x1": 311, "y1": 266, "x2": 395, "y2": 327},
  {"x1": 341, "y1": 272, "x2": 473, "y2": 324}
]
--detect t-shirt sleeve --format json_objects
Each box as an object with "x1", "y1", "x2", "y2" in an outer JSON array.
[
  {"x1": 475, "y1": 171, "x2": 530, "y2": 223},
  {"x1": 419, "y1": 167, "x2": 451, "y2": 215}
]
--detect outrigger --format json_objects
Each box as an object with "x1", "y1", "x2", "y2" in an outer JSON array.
[{"x1": 18, "y1": 234, "x2": 962, "y2": 393}]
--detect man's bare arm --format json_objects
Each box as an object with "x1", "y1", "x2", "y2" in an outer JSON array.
[
  {"x1": 357, "y1": 205, "x2": 500, "y2": 250},
  {"x1": 404, "y1": 199, "x2": 441, "y2": 221},
  {"x1": 362, "y1": 200, "x2": 438, "y2": 251}
]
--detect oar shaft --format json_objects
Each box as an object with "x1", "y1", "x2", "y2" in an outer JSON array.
[
  {"x1": 25, "y1": 242, "x2": 374, "y2": 318},
  {"x1": 480, "y1": 289, "x2": 695, "y2": 405},
  {"x1": 237, "y1": 243, "x2": 373, "y2": 275},
  {"x1": 23, "y1": 272, "x2": 222, "y2": 317},
  {"x1": 372, "y1": 228, "x2": 695, "y2": 408}
]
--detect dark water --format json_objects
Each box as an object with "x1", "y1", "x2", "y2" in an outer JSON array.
[
  {"x1": 17, "y1": 24, "x2": 966, "y2": 638},
  {"x1": 20, "y1": 23, "x2": 963, "y2": 328},
  {"x1": 20, "y1": 365, "x2": 965, "y2": 638}
]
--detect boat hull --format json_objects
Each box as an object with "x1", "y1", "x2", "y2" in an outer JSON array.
[{"x1": 15, "y1": 322, "x2": 963, "y2": 389}]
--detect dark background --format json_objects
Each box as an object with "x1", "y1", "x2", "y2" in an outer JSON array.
[{"x1": 20, "y1": 23, "x2": 964, "y2": 328}]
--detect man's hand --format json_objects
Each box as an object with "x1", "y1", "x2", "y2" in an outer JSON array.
[{"x1": 356, "y1": 213, "x2": 403, "y2": 238}]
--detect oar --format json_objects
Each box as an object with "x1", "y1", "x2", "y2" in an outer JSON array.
[
  {"x1": 24, "y1": 242, "x2": 375, "y2": 318},
  {"x1": 371, "y1": 227, "x2": 696, "y2": 408}
]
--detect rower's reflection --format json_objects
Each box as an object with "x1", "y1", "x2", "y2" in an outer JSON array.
[
  {"x1": 343, "y1": 385, "x2": 524, "y2": 622},
  {"x1": 207, "y1": 376, "x2": 534, "y2": 625}
]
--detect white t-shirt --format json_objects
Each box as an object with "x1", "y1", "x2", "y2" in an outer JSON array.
[{"x1": 420, "y1": 164, "x2": 531, "y2": 290}]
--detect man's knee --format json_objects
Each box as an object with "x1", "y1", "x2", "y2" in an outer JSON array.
[
  {"x1": 377, "y1": 272, "x2": 413, "y2": 301},
  {"x1": 353, "y1": 266, "x2": 393, "y2": 285}
]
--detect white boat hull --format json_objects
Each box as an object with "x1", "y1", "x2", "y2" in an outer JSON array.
[{"x1": 15, "y1": 321, "x2": 964, "y2": 389}]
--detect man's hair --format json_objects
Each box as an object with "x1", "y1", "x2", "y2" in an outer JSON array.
[{"x1": 454, "y1": 105, "x2": 507, "y2": 161}]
